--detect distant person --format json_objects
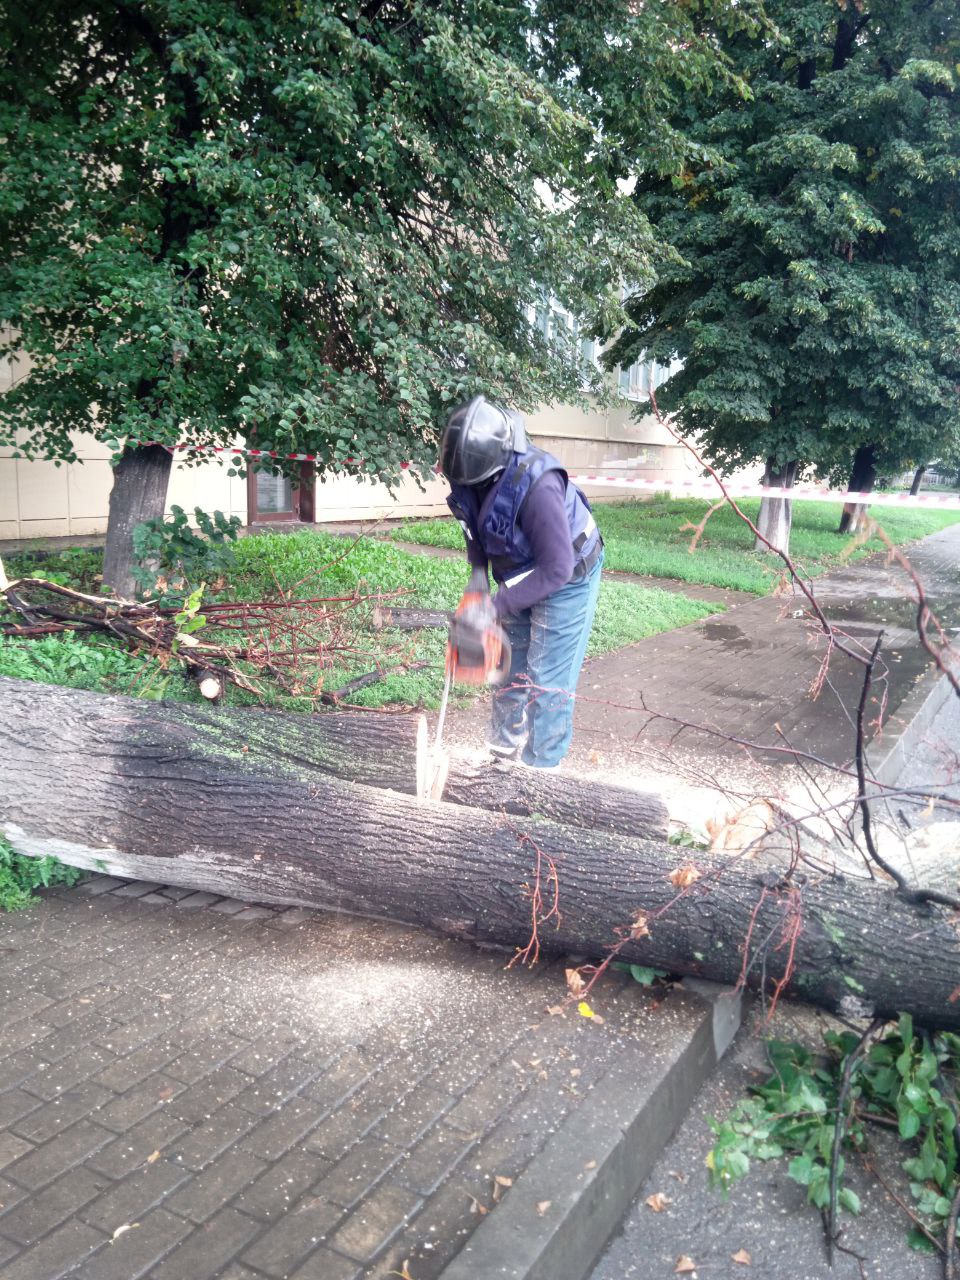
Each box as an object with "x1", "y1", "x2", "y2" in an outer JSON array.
[{"x1": 438, "y1": 395, "x2": 604, "y2": 769}]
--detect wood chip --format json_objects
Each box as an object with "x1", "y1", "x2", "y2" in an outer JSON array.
[
  {"x1": 675, "y1": 1257, "x2": 697, "y2": 1274},
  {"x1": 645, "y1": 1192, "x2": 671, "y2": 1212},
  {"x1": 732, "y1": 1248, "x2": 752, "y2": 1265},
  {"x1": 536, "y1": 1200, "x2": 552, "y2": 1216}
]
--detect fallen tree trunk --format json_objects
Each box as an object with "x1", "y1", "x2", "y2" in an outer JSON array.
[
  {"x1": 0, "y1": 677, "x2": 666, "y2": 840},
  {"x1": 2, "y1": 677, "x2": 959, "y2": 1028}
]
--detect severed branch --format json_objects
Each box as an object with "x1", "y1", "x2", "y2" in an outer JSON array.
[
  {"x1": 824, "y1": 1017, "x2": 886, "y2": 1265},
  {"x1": 0, "y1": 572, "x2": 421, "y2": 707}
]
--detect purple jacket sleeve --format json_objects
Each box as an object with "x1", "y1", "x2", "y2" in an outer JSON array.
[{"x1": 493, "y1": 471, "x2": 575, "y2": 616}]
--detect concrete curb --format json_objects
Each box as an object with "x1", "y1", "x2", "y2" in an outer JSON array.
[
  {"x1": 438, "y1": 980, "x2": 743, "y2": 1280},
  {"x1": 868, "y1": 667, "x2": 954, "y2": 786}
]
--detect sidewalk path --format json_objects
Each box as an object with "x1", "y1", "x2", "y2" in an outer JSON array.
[{"x1": 0, "y1": 878, "x2": 704, "y2": 1280}]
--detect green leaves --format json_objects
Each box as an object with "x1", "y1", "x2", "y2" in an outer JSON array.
[
  {"x1": 615, "y1": 0, "x2": 960, "y2": 485},
  {"x1": 0, "y1": 834, "x2": 84, "y2": 912},
  {"x1": 131, "y1": 505, "x2": 240, "y2": 601},
  {"x1": 709, "y1": 1016, "x2": 960, "y2": 1253},
  {"x1": 0, "y1": 1, "x2": 755, "y2": 493},
  {"x1": 613, "y1": 962, "x2": 668, "y2": 986}
]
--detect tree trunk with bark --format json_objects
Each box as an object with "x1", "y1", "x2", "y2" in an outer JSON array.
[
  {"x1": 910, "y1": 465, "x2": 926, "y2": 496},
  {"x1": 2, "y1": 678, "x2": 959, "y2": 1028},
  {"x1": 0, "y1": 677, "x2": 668, "y2": 840},
  {"x1": 102, "y1": 444, "x2": 174, "y2": 598},
  {"x1": 838, "y1": 445, "x2": 877, "y2": 535},
  {"x1": 755, "y1": 458, "x2": 798, "y2": 555}
]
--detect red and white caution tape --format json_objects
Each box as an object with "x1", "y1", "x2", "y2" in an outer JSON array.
[
  {"x1": 136, "y1": 440, "x2": 960, "y2": 511},
  {"x1": 567, "y1": 474, "x2": 960, "y2": 510}
]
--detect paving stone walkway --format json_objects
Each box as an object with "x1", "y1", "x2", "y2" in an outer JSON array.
[{"x1": 0, "y1": 875, "x2": 685, "y2": 1280}]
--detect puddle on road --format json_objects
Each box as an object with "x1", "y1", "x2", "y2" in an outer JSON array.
[{"x1": 700, "y1": 620, "x2": 756, "y2": 651}]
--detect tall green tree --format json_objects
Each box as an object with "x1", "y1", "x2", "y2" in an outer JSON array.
[
  {"x1": 607, "y1": 0, "x2": 960, "y2": 550},
  {"x1": 0, "y1": 0, "x2": 752, "y2": 593}
]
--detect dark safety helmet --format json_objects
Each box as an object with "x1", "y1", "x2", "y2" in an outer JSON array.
[{"x1": 439, "y1": 395, "x2": 527, "y2": 485}]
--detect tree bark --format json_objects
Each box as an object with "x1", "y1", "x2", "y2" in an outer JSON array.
[
  {"x1": 0, "y1": 677, "x2": 668, "y2": 840},
  {"x1": 1, "y1": 678, "x2": 959, "y2": 1028},
  {"x1": 838, "y1": 445, "x2": 877, "y2": 535},
  {"x1": 910, "y1": 465, "x2": 926, "y2": 496},
  {"x1": 102, "y1": 444, "x2": 174, "y2": 598},
  {"x1": 754, "y1": 458, "x2": 798, "y2": 555}
]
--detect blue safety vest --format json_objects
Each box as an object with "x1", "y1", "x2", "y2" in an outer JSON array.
[{"x1": 447, "y1": 447, "x2": 601, "y2": 584}]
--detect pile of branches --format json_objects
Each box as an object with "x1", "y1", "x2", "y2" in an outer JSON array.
[{"x1": 0, "y1": 565, "x2": 431, "y2": 706}]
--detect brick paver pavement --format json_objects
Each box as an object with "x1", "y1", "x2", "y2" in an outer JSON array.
[{"x1": 0, "y1": 876, "x2": 675, "y2": 1279}]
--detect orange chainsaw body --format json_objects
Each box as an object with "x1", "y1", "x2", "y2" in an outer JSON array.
[{"x1": 447, "y1": 572, "x2": 511, "y2": 686}]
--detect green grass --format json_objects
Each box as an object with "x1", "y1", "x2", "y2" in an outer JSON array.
[
  {"x1": 229, "y1": 530, "x2": 714, "y2": 706},
  {"x1": 392, "y1": 497, "x2": 960, "y2": 595},
  {"x1": 1, "y1": 531, "x2": 715, "y2": 710},
  {"x1": 3, "y1": 546, "x2": 104, "y2": 592}
]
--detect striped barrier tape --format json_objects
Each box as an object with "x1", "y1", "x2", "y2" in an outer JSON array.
[{"x1": 134, "y1": 440, "x2": 960, "y2": 511}]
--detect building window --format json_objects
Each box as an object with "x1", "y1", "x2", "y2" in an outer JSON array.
[
  {"x1": 618, "y1": 355, "x2": 679, "y2": 402},
  {"x1": 247, "y1": 462, "x2": 315, "y2": 523}
]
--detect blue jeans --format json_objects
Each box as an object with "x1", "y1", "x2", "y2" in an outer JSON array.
[{"x1": 490, "y1": 553, "x2": 604, "y2": 768}]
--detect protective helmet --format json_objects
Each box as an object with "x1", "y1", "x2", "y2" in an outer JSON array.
[{"x1": 439, "y1": 395, "x2": 527, "y2": 485}]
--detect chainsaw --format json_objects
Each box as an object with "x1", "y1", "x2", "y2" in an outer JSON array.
[{"x1": 418, "y1": 568, "x2": 511, "y2": 802}]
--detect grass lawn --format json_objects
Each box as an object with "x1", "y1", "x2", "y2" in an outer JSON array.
[
  {"x1": 0, "y1": 530, "x2": 716, "y2": 710},
  {"x1": 392, "y1": 497, "x2": 960, "y2": 595}
]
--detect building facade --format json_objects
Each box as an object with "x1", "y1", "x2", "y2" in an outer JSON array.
[{"x1": 0, "y1": 350, "x2": 696, "y2": 541}]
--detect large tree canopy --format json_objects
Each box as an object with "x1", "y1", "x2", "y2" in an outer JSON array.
[
  {"x1": 608, "y1": 0, "x2": 960, "y2": 510},
  {"x1": 0, "y1": 0, "x2": 757, "y2": 591}
]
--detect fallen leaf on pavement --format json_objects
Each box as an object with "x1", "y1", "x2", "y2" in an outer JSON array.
[
  {"x1": 388, "y1": 1261, "x2": 415, "y2": 1280},
  {"x1": 732, "y1": 1249, "x2": 752, "y2": 1265},
  {"x1": 145, "y1": 1151, "x2": 160, "y2": 1165},
  {"x1": 565, "y1": 968, "x2": 586, "y2": 996},
  {"x1": 645, "y1": 1192, "x2": 671, "y2": 1212},
  {"x1": 157, "y1": 1088, "x2": 175, "y2": 1102},
  {"x1": 675, "y1": 1257, "x2": 697, "y2": 1274},
  {"x1": 669, "y1": 865, "x2": 701, "y2": 889},
  {"x1": 492, "y1": 1174, "x2": 513, "y2": 1203},
  {"x1": 584, "y1": 1160, "x2": 597, "y2": 1170},
  {"x1": 536, "y1": 1200, "x2": 551, "y2": 1216},
  {"x1": 111, "y1": 1223, "x2": 139, "y2": 1241},
  {"x1": 468, "y1": 1196, "x2": 488, "y2": 1216},
  {"x1": 546, "y1": 1005, "x2": 565, "y2": 1016}
]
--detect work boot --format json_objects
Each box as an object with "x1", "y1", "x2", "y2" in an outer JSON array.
[{"x1": 489, "y1": 742, "x2": 519, "y2": 761}]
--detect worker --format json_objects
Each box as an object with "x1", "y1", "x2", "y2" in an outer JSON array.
[{"x1": 439, "y1": 394, "x2": 604, "y2": 770}]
